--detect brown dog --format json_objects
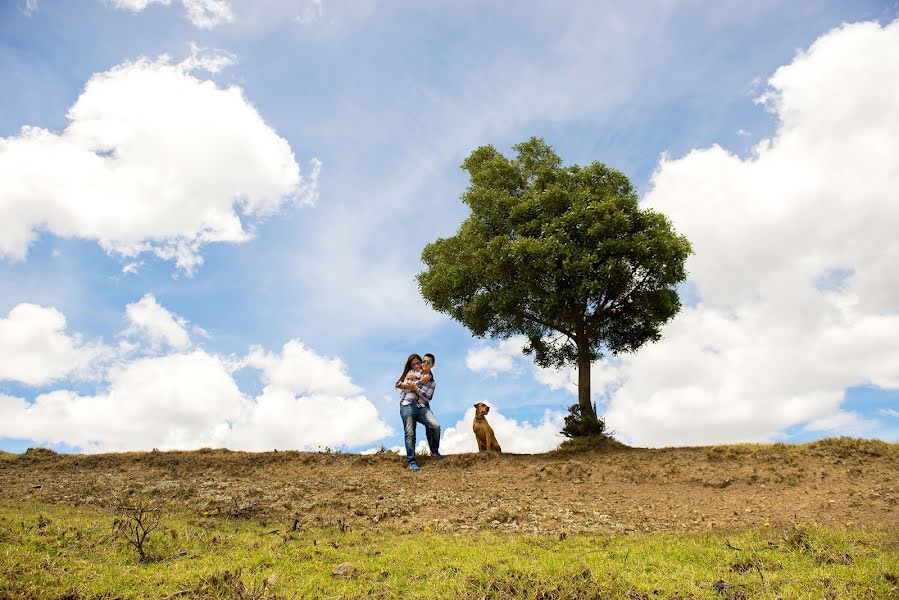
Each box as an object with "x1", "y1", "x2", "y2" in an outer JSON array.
[{"x1": 473, "y1": 402, "x2": 502, "y2": 452}]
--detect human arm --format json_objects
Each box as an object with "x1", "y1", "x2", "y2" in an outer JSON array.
[
  {"x1": 415, "y1": 378, "x2": 436, "y2": 403},
  {"x1": 398, "y1": 370, "x2": 423, "y2": 390},
  {"x1": 396, "y1": 372, "x2": 411, "y2": 390}
]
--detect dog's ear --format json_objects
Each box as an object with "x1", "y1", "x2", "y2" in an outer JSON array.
[{"x1": 473, "y1": 403, "x2": 479, "y2": 408}]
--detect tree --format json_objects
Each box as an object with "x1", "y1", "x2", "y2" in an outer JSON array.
[{"x1": 417, "y1": 138, "x2": 691, "y2": 435}]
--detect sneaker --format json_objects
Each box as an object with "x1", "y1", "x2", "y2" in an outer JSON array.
[
  {"x1": 408, "y1": 461, "x2": 420, "y2": 471},
  {"x1": 433, "y1": 453, "x2": 444, "y2": 461}
]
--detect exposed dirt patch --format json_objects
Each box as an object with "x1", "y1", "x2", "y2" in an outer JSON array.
[{"x1": 1, "y1": 438, "x2": 896, "y2": 534}]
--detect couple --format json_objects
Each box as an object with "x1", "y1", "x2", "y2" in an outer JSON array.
[{"x1": 395, "y1": 353, "x2": 442, "y2": 471}]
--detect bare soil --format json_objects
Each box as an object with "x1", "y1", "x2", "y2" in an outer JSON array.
[{"x1": 1, "y1": 438, "x2": 896, "y2": 535}]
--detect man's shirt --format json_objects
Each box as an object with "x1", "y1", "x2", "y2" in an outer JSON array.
[{"x1": 397, "y1": 370, "x2": 436, "y2": 407}]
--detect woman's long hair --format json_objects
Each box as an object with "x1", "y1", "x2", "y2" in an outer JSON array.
[{"x1": 397, "y1": 353, "x2": 422, "y2": 385}]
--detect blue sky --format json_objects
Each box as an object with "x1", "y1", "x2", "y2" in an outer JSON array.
[{"x1": 2, "y1": 0, "x2": 898, "y2": 454}]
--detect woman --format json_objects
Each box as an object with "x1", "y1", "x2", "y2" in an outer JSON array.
[{"x1": 396, "y1": 353, "x2": 442, "y2": 471}]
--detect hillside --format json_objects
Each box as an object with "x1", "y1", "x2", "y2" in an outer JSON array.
[{"x1": 1, "y1": 438, "x2": 897, "y2": 535}]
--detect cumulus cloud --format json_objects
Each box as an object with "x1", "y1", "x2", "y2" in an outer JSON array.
[
  {"x1": 605, "y1": 21, "x2": 899, "y2": 445},
  {"x1": 0, "y1": 51, "x2": 317, "y2": 274},
  {"x1": 465, "y1": 337, "x2": 527, "y2": 374},
  {"x1": 0, "y1": 304, "x2": 112, "y2": 386},
  {"x1": 439, "y1": 404, "x2": 565, "y2": 454},
  {"x1": 0, "y1": 351, "x2": 244, "y2": 452},
  {"x1": 222, "y1": 385, "x2": 392, "y2": 452},
  {"x1": 244, "y1": 339, "x2": 362, "y2": 397},
  {"x1": 461, "y1": 21, "x2": 899, "y2": 447},
  {"x1": 0, "y1": 302, "x2": 392, "y2": 452},
  {"x1": 124, "y1": 294, "x2": 192, "y2": 350}
]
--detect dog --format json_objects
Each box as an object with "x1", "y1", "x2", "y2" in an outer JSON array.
[{"x1": 472, "y1": 402, "x2": 502, "y2": 453}]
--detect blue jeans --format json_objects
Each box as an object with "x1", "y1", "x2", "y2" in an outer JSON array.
[{"x1": 400, "y1": 403, "x2": 441, "y2": 461}]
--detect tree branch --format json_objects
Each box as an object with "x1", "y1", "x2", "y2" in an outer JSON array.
[
  {"x1": 514, "y1": 309, "x2": 577, "y2": 340},
  {"x1": 599, "y1": 266, "x2": 652, "y2": 318}
]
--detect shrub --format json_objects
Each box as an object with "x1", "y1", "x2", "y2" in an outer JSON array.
[{"x1": 561, "y1": 403, "x2": 607, "y2": 438}]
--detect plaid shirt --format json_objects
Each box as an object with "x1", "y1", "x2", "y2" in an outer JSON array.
[{"x1": 396, "y1": 370, "x2": 436, "y2": 407}]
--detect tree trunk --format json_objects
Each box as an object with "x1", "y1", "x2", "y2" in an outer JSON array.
[{"x1": 576, "y1": 338, "x2": 596, "y2": 422}]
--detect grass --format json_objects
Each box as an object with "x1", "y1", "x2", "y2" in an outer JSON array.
[{"x1": 1, "y1": 502, "x2": 897, "y2": 599}]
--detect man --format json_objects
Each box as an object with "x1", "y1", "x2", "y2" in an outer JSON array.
[{"x1": 396, "y1": 353, "x2": 442, "y2": 471}]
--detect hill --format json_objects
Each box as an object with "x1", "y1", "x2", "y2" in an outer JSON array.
[{"x1": 2, "y1": 437, "x2": 896, "y2": 534}]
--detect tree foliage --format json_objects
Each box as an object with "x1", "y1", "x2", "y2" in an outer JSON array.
[{"x1": 417, "y1": 138, "x2": 691, "y2": 433}]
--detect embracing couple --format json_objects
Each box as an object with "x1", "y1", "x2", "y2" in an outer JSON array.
[{"x1": 395, "y1": 353, "x2": 442, "y2": 471}]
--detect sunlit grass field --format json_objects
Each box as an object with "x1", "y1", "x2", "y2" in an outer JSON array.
[{"x1": 1, "y1": 502, "x2": 897, "y2": 599}]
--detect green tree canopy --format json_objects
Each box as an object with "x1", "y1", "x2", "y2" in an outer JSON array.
[{"x1": 417, "y1": 138, "x2": 692, "y2": 435}]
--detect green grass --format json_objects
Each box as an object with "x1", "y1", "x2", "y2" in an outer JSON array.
[{"x1": 1, "y1": 502, "x2": 897, "y2": 599}]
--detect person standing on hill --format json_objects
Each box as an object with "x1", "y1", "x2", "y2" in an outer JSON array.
[{"x1": 396, "y1": 352, "x2": 442, "y2": 471}]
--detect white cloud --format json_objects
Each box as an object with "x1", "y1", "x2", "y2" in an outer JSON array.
[
  {"x1": 0, "y1": 304, "x2": 111, "y2": 386},
  {"x1": 458, "y1": 21, "x2": 899, "y2": 448},
  {"x1": 222, "y1": 386, "x2": 392, "y2": 452},
  {"x1": 179, "y1": 42, "x2": 236, "y2": 74},
  {"x1": 439, "y1": 404, "x2": 565, "y2": 454},
  {"x1": 598, "y1": 20, "x2": 899, "y2": 446},
  {"x1": 107, "y1": 0, "x2": 171, "y2": 11},
  {"x1": 122, "y1": 261, "x2": 143, "y2": 275},
  {"x1": 465, "y1": 336, "x2": 527, "y2": 374},
  {"x1": 124, "y1": 294, "x2": 191, "y2": 350},
  {"x1": 880, "y1": 408, "x2": 899, "y2": 419},
  {"x1": 0, "y1": 342, "x2": 392, "y2": 453},
  {"x1": 0, "y1": 52, "x2": 317, "y2": 274},
  {"x1": 802, "y1": 410, "x2": 880, "y2": 435},
  {"x1": 0, "y1": 351, "x2": 244, "y2": 452},
  {"x1": 244, "y1": 339, "x2": 362, "y2": 397},
  {"x1": 106, "y1": 0, "x2": 233, "y2": 29},
  {"x1": 182, "y1": 0, "x2": 234, "y2": 29},
  {"x1": 0, "y1": 301, "x2": 392, "y2": 452}
]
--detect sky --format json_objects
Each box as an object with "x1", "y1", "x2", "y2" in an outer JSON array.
[{"x1": 2, "y1": 0, "x2": 899, "y2": 455}]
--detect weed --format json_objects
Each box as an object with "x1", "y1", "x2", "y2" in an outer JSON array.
[
  {"x1": 113, "y1": 496, "x2": 163, "y2": 563},
  {"x1": 194, "y1": 569, "x2": 284, "y2": 599}
]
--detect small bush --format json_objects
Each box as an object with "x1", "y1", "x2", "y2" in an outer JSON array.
[
  {"x1": 561, "y1": 403, "x2": 607, "y2": 438},
  {"x1": 114, "y1": 496, "x2": 163, "y2": 563}
]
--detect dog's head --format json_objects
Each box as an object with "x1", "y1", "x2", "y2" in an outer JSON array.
[{"x1": 473, "y1": 402, "x2": 490, "y2": 419}]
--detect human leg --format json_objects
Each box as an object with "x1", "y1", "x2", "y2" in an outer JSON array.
[
  {"x1": 418, "y1": 406, "x2": 442, "y2": 456},
  {"x1": 400, "y1": 404, "x2": 418, "y2": 464}
]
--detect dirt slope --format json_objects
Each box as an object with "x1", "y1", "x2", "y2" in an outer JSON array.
[{"x1": 1, "y1": 438, "x2": 896, "y2": 534}]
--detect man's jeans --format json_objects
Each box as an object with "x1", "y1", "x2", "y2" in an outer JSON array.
[{"x1": 400, "y1": 403, "x2": 441, "y2": 461}]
